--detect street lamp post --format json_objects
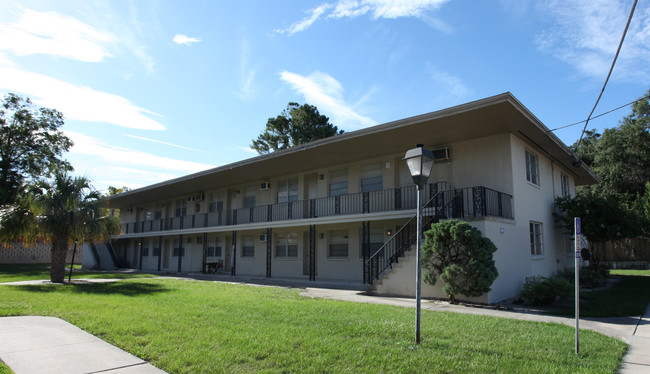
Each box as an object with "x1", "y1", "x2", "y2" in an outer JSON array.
[{"x1": 403, "y1": 144, "x2": 435, "y2": 344}]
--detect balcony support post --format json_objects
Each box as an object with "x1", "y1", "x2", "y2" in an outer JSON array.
[
  {"x1": 266, "y1": 228, "x2": 272, "y2": 278},
  {"x1": 157, "y1": 236, "x2": 162, "y2": 271},
  {"x1": 177, "y1": 234, "x2": 183, "y2": 273},
  {"x1": 309, "y1": 225, "x2": 316, "y2": 281}
]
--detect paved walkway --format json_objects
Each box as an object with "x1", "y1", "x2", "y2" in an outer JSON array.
[{"x1": 1, "y1": 277, "x2": 648, "y2": 373}]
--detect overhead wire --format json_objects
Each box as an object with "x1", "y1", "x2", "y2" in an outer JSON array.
[
  {"x1": 575, "y1": 0, "x2": 638, "y2": 149},
  {"x1": 548, "y1": 94, "x2": 650, "y2": 133}
]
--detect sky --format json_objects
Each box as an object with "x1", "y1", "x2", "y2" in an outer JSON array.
[{"x1": 1, "y1": 0, "x2": 649, "y2": 193}]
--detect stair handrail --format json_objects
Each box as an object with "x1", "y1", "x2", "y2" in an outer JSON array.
[{"x1": 364, "y1": 185, "x2": 457, "y2": 284}]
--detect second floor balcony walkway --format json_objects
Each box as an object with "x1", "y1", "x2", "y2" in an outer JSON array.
[{"x1": 120, "y1": 184, "x2": 514, "y2": 236}]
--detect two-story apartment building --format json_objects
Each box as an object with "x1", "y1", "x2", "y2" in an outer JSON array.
[{"x1": 100, "y1": 92, "x2": 597, "y2": 303}]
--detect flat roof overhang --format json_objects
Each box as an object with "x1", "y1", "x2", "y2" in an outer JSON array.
[{"x1": 109, "y1": 92, "x2": 598, "y2": 208}]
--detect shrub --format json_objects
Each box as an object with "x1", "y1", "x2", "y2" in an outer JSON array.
[
  {"x1": 521, "y1": 275, "x2": 572, "y2": 305},
  {"x1": 422, "y1": 219, "x2": 498, "y2": 304},
  {"x1": 557, "y1": 266, "x2": 607, "y2": 289}
]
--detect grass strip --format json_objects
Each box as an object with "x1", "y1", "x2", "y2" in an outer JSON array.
[
  {"x1": 0, "y1": 278, "x2": 626, "y2": 373},
  {"x1": 0, "y1": 264, "x2": 155, "y2": 283},
  {"x1": 552, "y1": 275, "x2": 650, "y2": 317},
  {"x1": 609, "y1": 269, "x2": 650, "y2": 276}
]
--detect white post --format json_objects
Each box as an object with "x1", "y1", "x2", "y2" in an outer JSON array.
[
  {"x1": 574, "y1": 217, "x2": 581, "y2": 354},
  {"x1": 415, "y1": 184, "x2": 423, "y2": 344}
]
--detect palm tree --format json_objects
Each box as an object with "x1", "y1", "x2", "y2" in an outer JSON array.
[{"x1": 0, "y1": 171, "x2": 119, "y2": 283}]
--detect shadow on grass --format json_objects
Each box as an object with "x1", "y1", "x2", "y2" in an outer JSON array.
[{"x1": 15, "y1": 281, "x2": 171, "y2": 297}]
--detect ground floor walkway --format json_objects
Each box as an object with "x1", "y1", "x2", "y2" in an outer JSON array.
[{"x1": 1, "y1": 277, "x2": 648, "y2": 373}]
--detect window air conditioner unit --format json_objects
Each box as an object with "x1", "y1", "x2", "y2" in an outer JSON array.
[
  {"x1": 260, "y1": 182, "x2": 270, "y2": 190},
  {"x1": 259, "y1": 233, "x2": 267, "y2": 242},
  {"x1": 195, "y1": 193, "x2": 204, "y2": 202},
  {"x1": 432, "y1": 147, "x2": 451, "y2": 162}
]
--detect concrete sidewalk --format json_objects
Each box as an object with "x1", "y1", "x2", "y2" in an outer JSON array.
[{"x1": 0, "y1": 316, "x2": 166, "y2": 374}]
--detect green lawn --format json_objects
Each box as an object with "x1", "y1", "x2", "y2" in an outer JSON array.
[
  {"x1": 609, "y1": 269, "x2": 650, "y2": 276},
  {"x1": 551, "y1": 275, "x2": 650, "y2": 317},
  {"x1": 0, "y1": 264, "x2": 156, "y2": 283},
  {"x1": 0, "y1": 278, "x2": 626, "y2": 373}
]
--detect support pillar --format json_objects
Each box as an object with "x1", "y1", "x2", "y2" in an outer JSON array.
[
  {"x1": 157, "y1": 236, "x2": 162, "y2": 271},
  {"x1": 177, "y1": 234, "x2": 183, "y2": 273},
  {"x1": 362, "y1": 221, "x2": 370, "y2": 283},
  {"x1": 266, "y1": 228, "x2": 272, "y2": 278},
  {"x1": 231, "y1": 231, "x2": 237, "y2": 276},
  {"x1": 202, "y1": 232, "x2": 208, "y2": 274},
  {"x1": 309, "y1": 225, "x2": 316, "y2": 281}
]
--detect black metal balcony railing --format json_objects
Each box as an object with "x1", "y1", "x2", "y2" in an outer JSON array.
[
  {"x1": 364, "y1": 186, "x2": 513, "y2": 285},
  {"x1": 120, "y1": 184, "x2": 512, "y2": 235}
]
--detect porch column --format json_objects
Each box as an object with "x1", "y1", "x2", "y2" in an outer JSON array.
[
  {"x1": 177, "y1": 234, "x2": 183, "y2": 273},
  {"x1": 138, "y1": 238, "x2": 144, "y2": 270},
  {"x1": 202, "y1": 232, "x2": 208, "y2": 274},
  {"x1": 157, "y1": 236, "x2": 162, "y2": 271},
  {"x1": 362, "y1": 221, "x2": 370, "y2": 283},
  {"x1": 309, "y1": 225, "x2": 316, "y2": 281},
  {"x1": 231, "y1": 231, "x2": 237, "y2": 276},
  {"x1": 266, "y1": 228, "x2": 272, "y2": 278}
]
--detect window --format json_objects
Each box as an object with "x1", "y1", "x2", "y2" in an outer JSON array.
[
  {"x1": 153, "y1": 247, "x2": 161, "y2": 256},
  {"x1": 525, "y1": 150, "x2": 539, "y2": 185},
  {"x1": 154, "y1": 204, "x2": 163, "y2": 220},
  {"x1": 561, "y1": 173, "x2": 570, "y2": 197},
  {"x1": 360, "y1": 227, "x2": 385, "y2": 258},
  {"x1": 173, "y1": 247, "x2": 185, "y2": 257},
  {"x1": 209, "y1": 201, "x2": 223, "y2": 213},
  {"x1": 328, "y1": 230, "x2": 349, "y2": 258},
  {"x1": 329, "y1": 169, "x2": 348, "y2": 197},
  {"x1": 360, "y1": 162, "x2": 383, "y2": 192},
  {"x1": 175, "y1": 199, "x2": 187, "y2": 217},
  {"x1": 276, "y1": 232, "x2": 298, "y2": 257},
  {"x1": 277, "y1": 178, "x2": 299, "y2": 203},
  {"x1": 208, "y1": 237, "x2": 222, "y2": 257},
  {"x1": 244, "y1": 187, "x2": 256, "y2": 208},
  {"x1": 529, "y1": 221, "x2": 543, "y2": 256},
  {"x1": 242, "y1": 235, "x2": 255, "y2": 257},
  {"x1": 142, "y1": 247, "x2": 149, "y2": 257}
]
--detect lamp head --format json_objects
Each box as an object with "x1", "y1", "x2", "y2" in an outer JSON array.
[{"x1": 403, "y1": 144, "x2": 435, "y2": 187}]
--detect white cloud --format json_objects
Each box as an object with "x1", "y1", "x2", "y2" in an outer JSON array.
[
  {"x1": 279, "y1": 70, "x2": 377, "y2": 130},
  {"x1": 123, "y1": 134, "x2": 204, "y2": 152},
  {"x1": 275, "y1": 4, "x2": 332, "y2": 35},
  {"x1": 331, "y1": 0, "x2": 448, "y2": 19},
  {"x1": 173, "y1": 34, "x2": 201, "y2": 45},
  {"x1": 65, "y1": 131, "x2": 214, "y2": 173},
  {"x1": 427, "y1": 66, "x2": 472, "y2": 99},
  {"x1": 535, "y1": 0, "x2": 650, "y2": 82},
  {"x1": 276, "y1": 0, "x2": 450, "y2": 35},
  {"x1": 235, "y1": 39, "x2": 257, "y2": 100},
  {"x1": 0, "y1": 8, "x2": 114, "y2": 62},
  {"x1": 0, "y1": 66, "x2": 165, "y2": 131}
]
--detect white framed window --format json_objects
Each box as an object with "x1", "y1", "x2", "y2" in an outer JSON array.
[
  {"x1": 329, "y1": 169, "x2": 348, "y2": 197},
  {"x1": 360, "y1": 162, "x2": 383, "y2": 192},
  {"x1": 529, "y1": 221, "x2": 543, "y2": 256},
  {"x1": 525, "y1": 150, "x2": 539, "y2": 185},
  {"x1": 142, "y1": 247, "x2": 149, "y2": 257},
  {"x1": 561, "y1": 173, "x2": 570, "y2": 197},
  {"x1": 175, "y1": 199, "x2": 187, "y2": 217},
  {"x1": 244, "y1": 187, "x2": 256, "y2": 208},
  {"x1": 275, "y1": 232, "x2": 298, "y2": 257},
  {"x1": 242, "y1": 235, "x2": 255, "y2": 257},
  {"x1": 328, "y1": 230, "x2": 349, "y2": 258},
  {"x1": 277, "y1": 178, "x2": 299, "y2": 203}
]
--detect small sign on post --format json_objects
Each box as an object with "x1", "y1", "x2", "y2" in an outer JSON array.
[{"x1": 574, "y1": 217, "x2": 581, "y2": 354}]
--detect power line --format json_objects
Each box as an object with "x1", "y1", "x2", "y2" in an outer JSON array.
[
  {"x1": 548, "y1": 95, "x2": 650, "y2": 132},
  {"x1": 575, "y1": 0, "x2": 638, "y2": 148}
]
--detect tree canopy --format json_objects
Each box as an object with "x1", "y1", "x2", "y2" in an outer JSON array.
[
  {"x1": 572, "y1": 89, "x2": 650, "y2": 218},
  {"x1": 251, "y1": 102, "x2": 344, "y2": 154},
  {"x1": 0, "y1": 93, "x2": 72, "y2": 206},
  {"x1": 0, "y1": 171, "x2": 119, "y2": 282}
]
